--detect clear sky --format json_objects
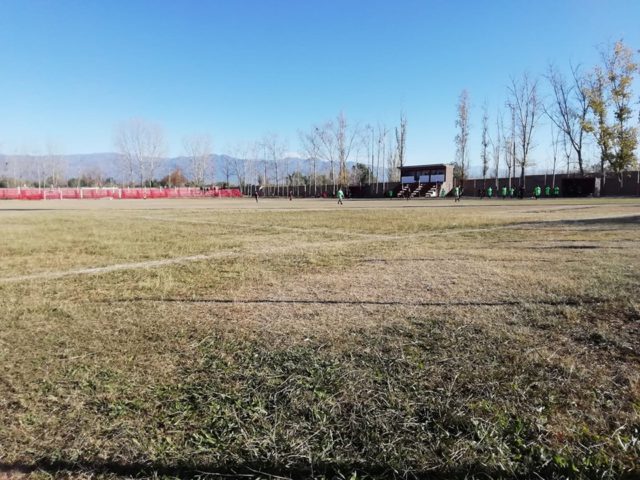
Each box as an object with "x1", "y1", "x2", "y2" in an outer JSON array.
[{"x1": 0, "y1": 0, "x2": 638, "y2": 170}]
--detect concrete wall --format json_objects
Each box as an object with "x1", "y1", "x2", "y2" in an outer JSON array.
[{"x1": 462, "y1": 172, "x2": 640, "y2": 197}]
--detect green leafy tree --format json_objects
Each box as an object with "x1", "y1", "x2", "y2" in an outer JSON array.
[
  {"x1": 584, "y1": 67, "x2": 613, "y2": 178},
  {"x1": 605, "y1": 41, "x2": 638, "y2": 182},
  {"x1": 585, "y1": 41, "x2": 638, "y2": 185}
]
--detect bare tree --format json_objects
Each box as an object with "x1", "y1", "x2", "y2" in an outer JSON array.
[
  {"x1": 299, "y1": 129, "x2": 321, "y2": 196},
  {"x1": 183, "y1": 134, "x2": 212, "y2": 187},
  {"x1": 395, "y1": 112, "x2": 407, "y2": 171},
  {"x1": 502, "y1": 106, "x2": 515, "y2": 188},
  {"x1": 263, "y1": 133, "x2": 286, "y2": 195},
  {"x1": 544, "y1": 64, "x2": 589, "y2": 175},
  {"x1": 562, "y1": 128, "x2": 573, "y2": 175},
  {"x1": 491, "y1": 110, "x2": 503, "y2": 188},
  {"x1": 231, "y1": 142, "x2": 250, "y2": 193},
  {"x1": 220, "y1": 155, "x2": 233, "y2": 187},
  {"x1": 454, "y1": 90, "x2": 471, "y2": 185},
  {"x1": 114, "y1": 118, "x2": 167, "y2": 186},
  {"x1": 336, "y1": 112, "x2": 360, "y2": 188},
  {"x1": 313, "y1": 113, "x2": 360, "y2": 193},
  {"x1": 44, "y1": 142, "x2": 66, "y2": 188},
  {"x1": 376, "y1": 124, "x2": 389, "y2": 192},
  {"x1": 508, "y1": 73, "x2": 540, "y2": 188},
  {"x1": 550, "y1": 124, "x2": 560, "y2": 188},
  {"x1": 481, "y1": 102, "x2": 490, "y2": 185},
  {"x1": 386, "y1": 138, "x2": 400, "y2": 183}
]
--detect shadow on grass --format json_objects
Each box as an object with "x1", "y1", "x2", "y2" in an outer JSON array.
[
  {"x1": 520, "y1": 214, "x2": 640, "y2": 228},
  {"x1": 3, "y1": 458, "x2": 632, "y2": 480},
  {"x1": 105, "y1": 297, "x2": 603, "y2": 308}
]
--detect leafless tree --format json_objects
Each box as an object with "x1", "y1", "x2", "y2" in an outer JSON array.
[
  {"x1": 312, "y1": 113, "x2": 360, "y2": 193},
  {"x1": 544, "y1": 64, "x2": 589, "y2": 175},
  {"x1": 387, "y1": 134, "x2": 400, "y2": 182},
  {"x1": 491, "y1": 110, "x2": 503, "y2": 188},
  {"x1": 335, "y1": 112, "x2": 360, "y2": 188},
  {"x1": 550, "y1": 124, "x2": 560, "y2": 188},
  {"x1": 219, "y1": 154, "x2": 233, "y2": 187},
  {"x1": 44, "y1": 142, "x2": 66, "y2": 188},
  {"x1": 299, "y1": 129, "x2": 321, "y2": 196},
  {"x1": 376, "y1": 124, "x2": 389, "y2": 192},
  {"x1": 263, "y1": 133, "x2": 286, "y2": 195},
  {"x1": 502, "y1": 106, "x2": 516, "y2": 188},
  {"x1": 395, "y1": 112, "x2": 407, "y2": 171},
  {"x1": 481, "y1": 102, "x2": 490, "y2": 185},
  {"x1": 230, "y1": 142, "x2": 251, "y2": 193},
  {"x1": 114, "y1": 118, "x2": 167, "y2": 187},
  {"x1": 183, "y1": 134, "x2": 212, "y2": 187},
  {"x1": 454, "y1": 90, "x2": 471, "y2": 185},
  {"x1": 508, "y1": 73, "x2": 540, "y2": 188}
]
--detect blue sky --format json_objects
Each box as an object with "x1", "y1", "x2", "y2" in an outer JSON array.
[{"x1": 0, "y1": 0, "x2": 638, "y2": 170}]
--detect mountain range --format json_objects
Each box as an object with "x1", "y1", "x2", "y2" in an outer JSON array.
[{"x1": 1, "y1": 153, "x2": 356, "y2": 183}]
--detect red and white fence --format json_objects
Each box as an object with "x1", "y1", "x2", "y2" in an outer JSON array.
[{"x1": 0, "y1": 187, "x2": 243, "y2": 200}]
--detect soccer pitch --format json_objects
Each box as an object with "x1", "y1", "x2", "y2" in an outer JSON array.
[{"x1": 1, "y1": 198, "x2": 639, "y2": 479}]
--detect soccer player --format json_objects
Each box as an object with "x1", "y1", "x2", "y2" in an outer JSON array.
[
  {"x1": 534, "y1": 185, "x2": 541, "y2": 199},
  {"x1": 337, "y1": 188, "x2": 344, "y2": 205}
]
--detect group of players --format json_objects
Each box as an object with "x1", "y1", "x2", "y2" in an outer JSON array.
[
  {"x1": 452, "y1": 184, "x2": 561, "y2": 202},
  {"x1": 477, "y1": 184, "x2": 560, "y2": 200}
]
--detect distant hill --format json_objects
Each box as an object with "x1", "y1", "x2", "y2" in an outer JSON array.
[{"x1": 0, "y1": 153, "x2": 359, "y2": 184}]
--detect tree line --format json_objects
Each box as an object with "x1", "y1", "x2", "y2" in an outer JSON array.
[
  {"x1": 454, "y1": 40, "x2": 639, "y2": 189},
  {"x1": 0, "y1": 112, "x2": 409, "y2": 195}
]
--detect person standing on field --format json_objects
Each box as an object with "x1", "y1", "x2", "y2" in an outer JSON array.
[
  {"x1": 487, "y1": 186, "x2": 493, "y2": 199},
  {"x1": 337, "y1": 188, "x2": 344, "y2": 205},
  {"x1": 454, "y1": 185, "x2": 460, "y2": 203},
  {"x1": 501, "y1": 186, "x2": 507, "y2": 199},
  {"x1": 534, "y1": 185, "x2": 541, "y2": 199}
]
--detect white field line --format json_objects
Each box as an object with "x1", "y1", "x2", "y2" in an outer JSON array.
[
  {"x1": 0, "y1": 253, "x2": 235, "y2": 283},
  {"x1": 1, "y1": 213, "x2": 637, "y2": 284},
  {"x1": 0, "y1": 236, "x2": 372, "y2": 284}
]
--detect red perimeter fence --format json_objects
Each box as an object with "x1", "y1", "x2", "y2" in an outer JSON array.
[{"x1": 0, "y1": 187, "x2": 242, "y2": 200}]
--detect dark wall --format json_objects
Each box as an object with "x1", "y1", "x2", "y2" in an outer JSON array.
[
  {"x1": 600, "y1": 172, "x2": 640, "y2": 196},
  {"x1": 462, "y1": 172, "x2": 640, "y2": 197}
]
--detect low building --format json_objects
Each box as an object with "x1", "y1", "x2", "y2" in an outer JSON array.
[{"x1": 398, "y1": 164, "x2": 454, "y2": 197}]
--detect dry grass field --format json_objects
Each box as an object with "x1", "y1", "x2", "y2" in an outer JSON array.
[{"x1": 1, "y1": 197, "x2": 639, "y2": 479}]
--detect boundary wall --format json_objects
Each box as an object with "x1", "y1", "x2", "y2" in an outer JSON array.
[{"x1": 462, "y1": 171, "x2": 640, "y2": 197}]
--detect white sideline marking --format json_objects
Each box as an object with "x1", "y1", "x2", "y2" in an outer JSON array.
[{"x1": 0, "y1": 253, "x2": 235, "y2": 283}]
